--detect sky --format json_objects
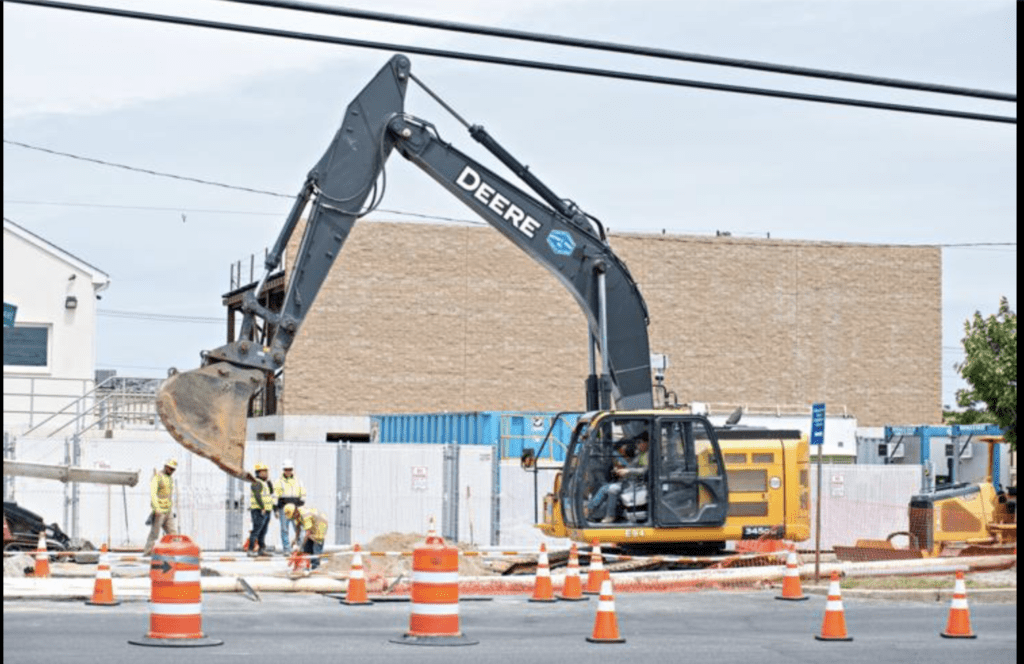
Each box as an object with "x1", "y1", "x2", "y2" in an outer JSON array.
[{"x1": 3, "y1": 0, "x2": 1017, "y2": 412}]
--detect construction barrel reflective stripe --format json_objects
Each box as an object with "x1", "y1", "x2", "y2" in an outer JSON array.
[{"x1": 129, "y1": 534, "x2": 222, "y2": 647}]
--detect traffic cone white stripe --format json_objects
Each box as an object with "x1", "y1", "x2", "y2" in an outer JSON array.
[
  {"x1": 950, "y1": 597, "x2": 969, "y2": 610},
  {"x1": 598, "y1": 600, "x2": 616, "y2": 612},
  {"x1": 567, "y1": 565, "x2": 579, "y2": 577},
  {"x1": 96, "y1": 569, "x2": 112, "y2": 580},
  {"x1": 826, "y1": 600, "x2": 844, "y2": 612},
  {"x1": 351, "y1": 568, "x2": 365, "y2": 579},
  {"x1": 954, "y1": 578, "x2": 966, "y2": 593},
  {"x1": 536, "y1": 566, "x2": 550, "y2": 577}
]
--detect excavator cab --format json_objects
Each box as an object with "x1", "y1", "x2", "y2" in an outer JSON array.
[{"x1": 560, "y1": 412, "x2": 728, "y2": 531}]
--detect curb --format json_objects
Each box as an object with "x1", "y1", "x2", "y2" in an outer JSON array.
[{"x1": 802, "y1": 585, "x2": 1016, "y2": 603}]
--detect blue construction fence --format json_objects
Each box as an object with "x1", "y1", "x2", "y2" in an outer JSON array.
[{"x1": 370, "y1": 411, "x2": 581, "y2": 462}]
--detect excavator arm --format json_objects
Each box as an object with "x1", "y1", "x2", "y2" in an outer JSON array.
[{"x1": 157, "y1": 54, "x2": 652, "y2": 480}]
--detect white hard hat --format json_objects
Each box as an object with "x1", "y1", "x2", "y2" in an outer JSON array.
[{"x1": 282, "y1": 459, "x2": 294, "y2": 469}]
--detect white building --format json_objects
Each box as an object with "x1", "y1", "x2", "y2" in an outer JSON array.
[{"x1": 3, "y1": 219, "x2": 110, "y2": 435}]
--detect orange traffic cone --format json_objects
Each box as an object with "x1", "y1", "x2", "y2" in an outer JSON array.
[
  {"x1": 814, "y1": 571, "x2": 853, "y2": 641},
  {"x1": 776, "y1": 550, "x2": 808, "y2": 601},
  {"x1": 940, "y1": 571, "x2": 976, "y2": 639},
  {"x1": 586, "y1": 579, "x2": 625, "y2": 643},
  {"x1": 86, "y1": 544, "x2": 120, "y2": 606},
  {"x1": 32, "y1": 530, "x2": 51, "y2": 578},
  {"x1": 342, "y1": 544, "x2": 373, "y2": 605},
  {"x1": 529, "y1": 543, "x2": 556, "y2": 602},
  {"x1": 559, "y1": 543, "x2": 588, "y2": 601},
  {"x1": 584, "y1": 539, "x2": 608, "y2": 595}
]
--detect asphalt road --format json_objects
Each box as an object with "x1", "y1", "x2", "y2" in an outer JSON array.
[{"x1": 4, "y1": 590, "x2": 1016, "y2": 664}]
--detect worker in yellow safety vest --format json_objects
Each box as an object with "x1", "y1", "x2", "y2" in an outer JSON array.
[
  {"x1": 144, "y1": 458, "x2": 178, "y2": 555},
  {"x1": 283, "y1": 503, "x2": 328, "y2": 570},
  {"x1": 247, "y1": 462, "x2": 274, "y2": 556},
  {"x1": 274, "y1": 459, "x2": 307, "y2": 551}
]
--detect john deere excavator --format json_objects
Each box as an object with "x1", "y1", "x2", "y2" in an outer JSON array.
[{"x1": 158, "y1": 55, "x2": 809, "y2": 550}]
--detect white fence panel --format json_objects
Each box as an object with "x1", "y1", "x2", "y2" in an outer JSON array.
[{"x1": 350, "y1": 444, "x2": 445, "y2": 545}]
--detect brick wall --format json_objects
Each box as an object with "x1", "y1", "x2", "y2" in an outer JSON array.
[{"x1": 283, "y1": 221, "x2": 940, "y2": 426}]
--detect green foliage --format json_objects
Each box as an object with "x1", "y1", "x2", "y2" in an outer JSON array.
[
  {"x1": 943, "y1": 408, "x2": 998, "y2": 426},
  {"x1": 955, "y1": 297, "x2": 1016, "y2": 448}
]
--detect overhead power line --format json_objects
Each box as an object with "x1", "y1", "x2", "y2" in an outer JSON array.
[
  {"x1": 5, "y1": 140, "x2": 1017, "y2": 249},
  {"x1": 99, "y1": 308, "x2": 223, "y2": 324},
  {"x1": 4, "y1": 0, "x2": 1016, "y2": 125},
  {"x1": 226, "y1": 0, "x2": 1017, "y2": 103}
]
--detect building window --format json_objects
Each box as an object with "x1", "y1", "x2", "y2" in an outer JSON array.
[{"x1": 3, "y1": 325, "x2": 49, "y2": 368}]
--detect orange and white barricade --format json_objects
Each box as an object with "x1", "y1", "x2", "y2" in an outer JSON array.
[
  {"x1": 586, "y1": 579, "x2": 625, "y2": 643},
  {"x1": 814, "y1": 571, "x2": 853, "y2": 642},
  {"x1": 775, "y1": 550, "x2": 808, "y2": 601},
  {"x1": 940, "y1": 571, "x2": 976, "y2": 639},
  {"x1": 129, "y1": 534, "x2": 222, "y2": 648},
  {"x1": 341, "y1": 543, "x2": 373, "y2": 605},
  {"x1": 32, "y1": 531, "x2": 50, "y2": 578},
  {"x1": 559, "y1": 542, "x2": 588, "y2": 601},
  {"x1": 390, "y1": 528, "x2": 477, "y2": 646},
  {"x1": 529, "y1": 543, "x2": 556, "y2": 603},
  {"x1": 85, "y1": 543, "x2": 120, "y2": 606},
  {"x1": 584, "y1": 539, "x2": 608, "y2": 595}
]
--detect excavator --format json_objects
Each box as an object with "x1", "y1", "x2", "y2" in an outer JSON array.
[{"x1": 157, "y1": 55, "x2": 809, "y2": 551}]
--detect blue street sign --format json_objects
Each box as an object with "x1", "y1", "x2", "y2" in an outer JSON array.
[
  {"x1": 810, "y1": 403, "x2": 826, "y2": 446},
  {"x1": 3, "y1": 303, "x2": 16, "y2": 328}
]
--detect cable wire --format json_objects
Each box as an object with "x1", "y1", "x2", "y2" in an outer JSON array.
[
  {"x1": 4, "y1": 0, "x2": 1016, "y2": 125},
  {"x1": 225, "y1": 0, "x2": 1017, "y2": 103}
]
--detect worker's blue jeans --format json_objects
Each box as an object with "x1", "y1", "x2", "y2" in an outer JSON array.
[
  {"x1": 280, "y1": 513, "x2": 303, "y2": 551},
  {"x1": 248, "y1": 509, "x2": 271, "y2": 552},
  {"x1": 587, "y1": 483, "x2": 623, "y2": 520},
  {"x1": 303, "y1": 539, "x2": 325, "y2": 569}
]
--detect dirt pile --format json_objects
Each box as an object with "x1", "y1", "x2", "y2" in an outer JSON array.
[
  {"x1": 3, "y1": 553, "x2": 33, "y2": 578},
  {"x1": 322, "y1": 532, "x2": 496, "y2": 579}
]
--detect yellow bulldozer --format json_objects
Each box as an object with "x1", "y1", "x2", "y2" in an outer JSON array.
[{"x1": 835, "y1": 435, "x2": 1015, "y2": 560}]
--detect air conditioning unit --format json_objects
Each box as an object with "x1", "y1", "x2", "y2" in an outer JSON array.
[{"x1": 948, "y1": 440, "x2": 973, "y2": 459}]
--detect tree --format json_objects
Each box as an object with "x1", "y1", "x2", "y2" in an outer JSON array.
[{"x1": 952, "y1": 297, "x2": 1016, "y2": 448}]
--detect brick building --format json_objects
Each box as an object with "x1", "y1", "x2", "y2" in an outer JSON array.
[{"x1": 257, "y1": 220, "x2": 940, "y2": 428}]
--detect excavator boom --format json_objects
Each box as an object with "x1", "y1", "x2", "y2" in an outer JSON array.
[{"x1": 157, "y1": 55, "x2": 652, "y2": 479}]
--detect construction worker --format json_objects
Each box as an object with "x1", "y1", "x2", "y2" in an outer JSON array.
[
  {"x1": 275, "y1": 459, "x2": 306, "y2": 552},
  {"x1": 247, "y1": 462, "x2": 274, "y2": 556},
  {"x1": 283, "y1": 503, "x2": 328, "y2": 571},
  {"x1": 144, "y1": 458, "x2": 178, "y2": 555}
]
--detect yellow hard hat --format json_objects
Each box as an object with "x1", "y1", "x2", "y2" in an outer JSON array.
[
  {"x1": 164, "y1": 458, "x2": 178, "y2": 469},
  {"x1": 283, "y1": 503, "x2": 297, "y2": 519},
  {"x1": 254, "y1": 462, "x2": 268, "y2": 472}
]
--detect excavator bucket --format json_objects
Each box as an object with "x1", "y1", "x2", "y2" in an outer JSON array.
[{"x1": 156, "y1": 363, "x2": 265, "y2": 481}]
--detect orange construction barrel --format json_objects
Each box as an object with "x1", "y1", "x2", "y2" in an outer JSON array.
[
  {"x1": 128, "y1": 534, "x2": 223, "y2": 648},
  {"x1": 390, "y1": 529, "x2": 477, "y2": 646}
]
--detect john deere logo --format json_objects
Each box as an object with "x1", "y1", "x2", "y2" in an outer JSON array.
[{"x1": 547, "y1": 230, "x2": 575, "y2": 256}]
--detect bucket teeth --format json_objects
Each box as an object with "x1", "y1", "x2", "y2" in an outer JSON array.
[{"x1": 156, "y1": 364, "x2": 265, "y2": 481}]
